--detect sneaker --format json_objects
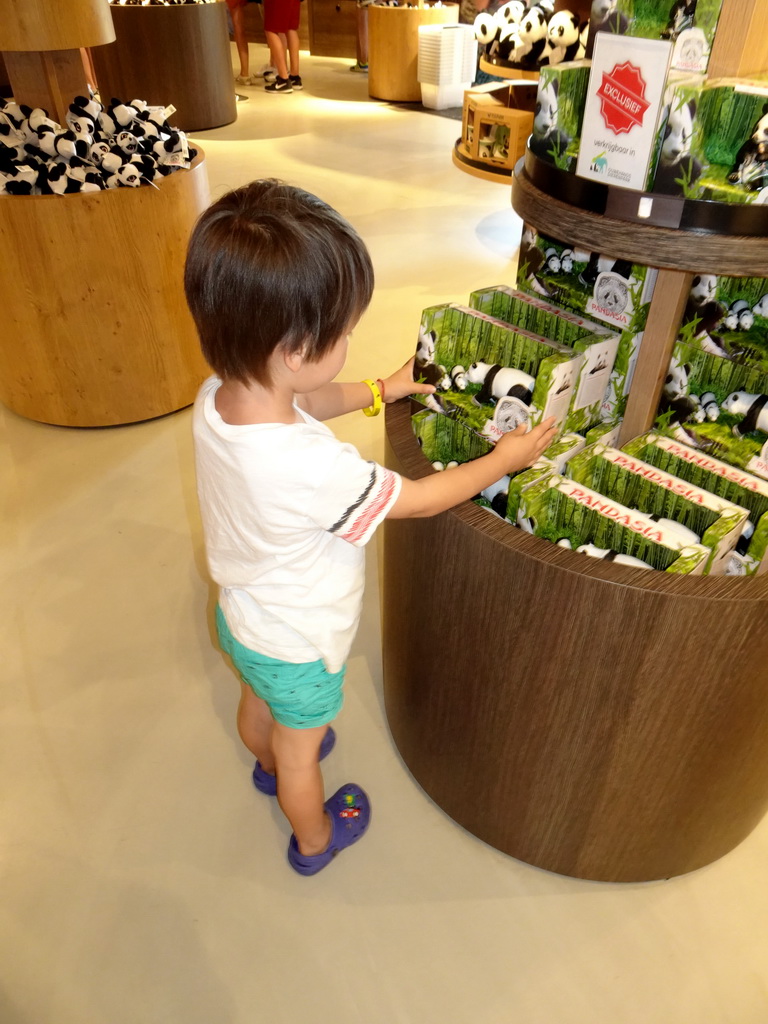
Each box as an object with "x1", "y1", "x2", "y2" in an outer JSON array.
[
  {"x1": 235, "y1": 74, "x2": 255, "y2": 86},
  {"x1": 289, "y1": 75, "x2": 303, "y2": 90},
  {"x1": 257, "y1": 63, "x2": 277, "y2": 78},
  {"x1": 265, "y1": 76, "x2": 293, "y2": 94},
  {"x1": 287, "y1": 783, "x2": 371, "y2": 876},
  {"x1": 350, "y1": 62, "x2": 369, "y2": 73}
]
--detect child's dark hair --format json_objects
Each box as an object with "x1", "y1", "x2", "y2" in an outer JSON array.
[{"x1": 184, "y1": 179, "x2": 374, "y2": 385}]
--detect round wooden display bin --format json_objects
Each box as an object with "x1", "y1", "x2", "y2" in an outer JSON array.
[
  {"x1": 383, "y1": 400, "x2": 768, "y2": 882},
  {"x1": 0, "y1": 151, "x2": 211, "y2": 428},
  {"x1": 368, "y1": 2, "x2": 459, "y2": 103},
  {"x1": 91, "y1": 2, "x2": 237, "y2": 133}
]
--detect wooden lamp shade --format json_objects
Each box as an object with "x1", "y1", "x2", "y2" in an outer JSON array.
[{"x1": 0, "y1": 0, "x2": 115, "y2": 51}]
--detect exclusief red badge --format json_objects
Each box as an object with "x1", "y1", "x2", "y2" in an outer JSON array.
[{"x1": 597, "y1": 62, "x2": 651, "y2": 135}]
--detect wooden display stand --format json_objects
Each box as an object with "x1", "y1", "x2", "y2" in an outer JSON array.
[
  {"x1": 383, "y1": 401, "x2": 768, "y2": 882},
  {"x1": 91, "y1": 3, "x2": 237, "y2": 133},
  {"x1": 368, "y1": 3, "x2": 459, "y2": 103},
  {"x1": 383, "y1": 0, "x2": 768, "y2": 882},
  {"x1": 0, "y1": 0, "x2": 212, "y2": 428},
  {"x1": 0, "y1": 152, "x2": 211, "y2": 427}
]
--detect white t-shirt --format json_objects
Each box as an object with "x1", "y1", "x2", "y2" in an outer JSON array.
[{"x1": 193, "y1": 377, "x2": 402, "y2": 673}]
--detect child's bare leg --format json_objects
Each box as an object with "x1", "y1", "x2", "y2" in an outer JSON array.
[
  {"x1": 237, "y1": 682, "x2": 275, "y2": 772},
  {"x1": 272, "y1": 722, "x2": 332, "y2": 856}
]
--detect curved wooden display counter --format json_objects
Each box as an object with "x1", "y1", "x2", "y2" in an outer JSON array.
[
  {"x1": 452, "y1": 140, "x2": 511, "y2": 184},
  {"x1": 91, "y1": 3, "x2": 237, "y2": 133},
  {"x1": 383, "y1": 399, "x2": 768, "y2": 882},
  {"x1": 0, "y1": 151, "x2": 211, "y2": 428},
  {"x1": 368, "y1": 3, "x2": 459, "y2": 103}
]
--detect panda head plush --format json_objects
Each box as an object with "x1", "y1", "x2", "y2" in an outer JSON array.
[
  {"x1": 517, "y1": 5, "x2": 551, "y2": 65},
  {"x1": 473, "y1": 11, "x2": 500, "y2": 54},
  {"x1": 495, "y1": 1, "x2": 525, "y2": 27},
  {"x1": 546, "y1": 10, "x2": 582, "y2": 64}
]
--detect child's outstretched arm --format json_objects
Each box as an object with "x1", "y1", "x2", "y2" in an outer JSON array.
[
  {"x1": 387, "y1": 418, "x2": 558, "y2": 519},
  {"x1": 297, "y1": 358, "x2": 434, "y2": 421}
]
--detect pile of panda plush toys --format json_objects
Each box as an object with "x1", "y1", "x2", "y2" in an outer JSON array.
[
  {"x1": 110, "y1": 1, "x2": 217, "y2": 7},
  {"x1": 0, "y1": 94, "x2": 197, "y2": 195},
  {"x1": 474, "y1": 0, "x2": 589, "y2": 69}
]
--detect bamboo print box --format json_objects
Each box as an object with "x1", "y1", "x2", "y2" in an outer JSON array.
[
  {"x1": 567, "y1": 442, "x2": 749, "y2": 573},
  {"x1": 412, "y1": 303, "x2": 582, "y2": 443},
  {"x1": 657, "y1": 338, "x2": 768, "y2": 482},
  {"x1": 621, "y1": 431, "x2": 768, "y2": 574},
  {"x1": 510, "y1": 472, "x2": 711, "y2": 573},
  {"x1": 469, "y1": 285, "x2": 619, "y2": 434},
  {"x1": 529, "y1": 60, "x2": 591, "y2": 172}
]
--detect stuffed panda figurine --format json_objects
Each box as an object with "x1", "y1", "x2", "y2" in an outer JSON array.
[
  {"x1": 721, "y1": 391, "x2": 768, "y2": 437},
  {"x1": 546, "y1": 10, "x2": 585, "y2": 64},
  {"x1": 517, "y1": 5, "x2": 551, "y2": 67},
  {"x1": 653, "y1": 98, "x2": 702, "y2": 196},
  {"x1": 465, "y1": 361, "x2": 536, "y2": 406},
  {"x1": 728, "y1": 103, "x2": 768, "y2": 192},
  {"x1": 574, "y1": 542, "x2": 652, "y2": 569},
  {"x1": 723, "y1": 299, "x2": 755, "y2": 332}
]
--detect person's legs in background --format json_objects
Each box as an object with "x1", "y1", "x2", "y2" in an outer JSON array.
[{"x1": 351, "y1": 0, "x2": 369, "y2": 71}]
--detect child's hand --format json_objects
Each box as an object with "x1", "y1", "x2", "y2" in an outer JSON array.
[
  {"x1": 381, "y1": 357, "x2": 435, "y2": 403},
  {"x1": 494, "y1": 418, "x2": 558, "y2": 474}
]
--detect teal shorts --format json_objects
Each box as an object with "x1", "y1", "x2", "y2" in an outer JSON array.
[{"x1": 215, "y1": 605, "x2": 345, "y2": 729}]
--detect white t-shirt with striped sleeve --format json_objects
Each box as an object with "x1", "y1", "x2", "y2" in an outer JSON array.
[{"x1": 193, "y1": 376, "x2": 402, "y2": 673}]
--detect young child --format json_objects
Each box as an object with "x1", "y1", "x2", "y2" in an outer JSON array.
[{"x1": 185, "y1": 179, "x2": 556, "y2": 876}]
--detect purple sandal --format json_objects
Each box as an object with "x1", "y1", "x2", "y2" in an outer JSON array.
[
  {"x1": 287, "y1": 783, "x2": 371, "y2": 876},
  {"x1": 252, "y1": 726, "x2": 336, "y2": 796}
]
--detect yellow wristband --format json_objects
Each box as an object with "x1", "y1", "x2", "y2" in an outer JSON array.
[{"x1": 361, "y1": 378, "x2": 382, "y2": 417}]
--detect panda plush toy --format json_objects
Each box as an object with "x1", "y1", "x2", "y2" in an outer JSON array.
[
  {"x1": 465, "y1": 360, "x2": 536, "y2": 407},
  {"x1": 728, "y1": 103, "x2": 768, "y2": 192},
  {"x1": 653, "y1": 98, "x2": 702, "y2": 196},
  {"x1": 517, "y1": 5, "x2": 551, "y2": 67},
  {"x1": 721, "y1": 391, "x2": 768, "y2": 438},
  {"x1": 546, "y1": 10, "x2": 585, "y2": 64}
]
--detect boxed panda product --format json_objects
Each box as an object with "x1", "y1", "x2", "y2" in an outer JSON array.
[
  {"x1": 468, "y1": 284, "x2": 619, "y2": 433},
  {"x1": 676, "y1": 273, "x2": 768, "y2": 372},
  {"x1": 567, "y1": 442, "x2": 749, "y2": 573},
  {"x1": 510, "y1": 472, "x2": 711, "y2": 572},
  {"x1": 672, "y1": 77, "x2": 768, "y2": 204},
  {"x1": 516, "y1": 224, "x2": 657, "y2": 419},
  {"x1": 411, "y1": 408, "x2": 493, "y2": 468},
  {"x1": 576, "y1": 33, "x2": 673, "y2": 190},
  {"x1": 529, "y1": 60, "x2": 591, "y2": 172},
  {"x1": 657, "y1": 338, "x2": 768, "y2": 482},
  {"x1": 650, "y1": 72, "x2": 708, "y2": 197},
  {"x1": 585, "y1": 0, "x2": 725, "y2": 75},
  {"x1": 459, "y1": 81, "x2": 538, "y2": 171},
  {"x1": 621, "y1": 430, "x2": 768, "y2": 573},
  {"x1": 585, "y1": 419, "x2": 623, "y2": 446},
  {"x1": 471, "y1": 433, "x2": 587, "y2": 521},
  {"x1": 412, "y1": 303, "x2": 582, "y2": 442}
]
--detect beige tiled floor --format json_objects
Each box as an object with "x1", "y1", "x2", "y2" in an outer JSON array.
[{"x1": 2, "y1": 50, "x2": 768, "y2": 1024}]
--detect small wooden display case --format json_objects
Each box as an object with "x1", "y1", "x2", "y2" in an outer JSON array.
[{"x1": 459, "y1": 81, "x2": 538, "y2": 172}]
